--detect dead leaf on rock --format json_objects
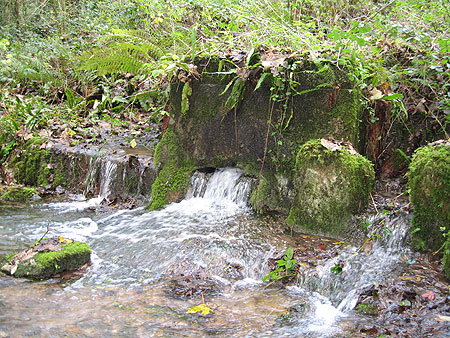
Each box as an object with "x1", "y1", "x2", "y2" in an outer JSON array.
[
  {"x1": 321, "y1": 138, "x2": 341, "y2": 151},
  {"x1": 318, "y1": 244, "x2": 326, "y2": 250}
]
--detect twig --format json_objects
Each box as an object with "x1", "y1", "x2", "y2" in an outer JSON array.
[
  {"x1": 432, "y1": 244, "x2": 444, "y2": 256},
  {"x1": 34, "y1": 222, "x2": 50, "y2": 247},
  {"x1": 260, "y1": 99, "x2": 276, "y2": 177},
  {"x1": 370, "y1": 192, "x2": 379, "y2": 213}
]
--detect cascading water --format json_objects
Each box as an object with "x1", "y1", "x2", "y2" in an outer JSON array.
[{"x1": 0, "y1": 167, "x2": 425, "y2": 337}]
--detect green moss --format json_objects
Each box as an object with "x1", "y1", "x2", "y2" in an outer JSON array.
[
  {"x1": 12, "y1": 241, "x2": 91, "y2": 280},
  {"x1": 249, "y1": 172, "x2": 293, "y2": 215},
  {"x1": 286, "y1": 139, "x2": 374, "y2": 237},
  {"x1": 356, "y1": 303, "x2": 378, "y2": 315},
  {"x1": 443, "y1": 235, "x2": 450, "y2": 278},
  {"x1": 147, "y1": 128, "x2": 194, "y2": 210},
  {"x1": 409, "y1": 144, "x2": 450, "y2": 250},
  {"x1": 392, "y1": 148, "x2": 410, "y2": 167},
  {"x1": 147, "y1": 163, "x2": 194, "y2": 210},
  {"x1": 0, "y1": 185, "x2": 37, "y2": 201},
  {"x1": 9, "y1": 138, "x2": 54, "y2": 187}
]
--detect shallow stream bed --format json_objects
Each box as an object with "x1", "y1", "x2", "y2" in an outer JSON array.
[{"x1": 0, "y1": 168, "x2": 448, "y2": 337}]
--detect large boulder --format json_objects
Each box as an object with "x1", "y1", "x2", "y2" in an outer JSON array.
[
  {"x1": 286, "y1": 139, "x2": 374, "y2": 237},
  {"x1": 409, "y1": 140, "x2": 450, "y2": 255},
  {"x1": 1, "y1": 238, "x2": 91, "y2": 280},
  {"x1": 148, "y1": 52, "x2": 367, "y2": 212}
]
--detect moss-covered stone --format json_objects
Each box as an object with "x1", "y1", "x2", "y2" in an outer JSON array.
[
  {"x1": 1, "y1": 240, "x2": 91, "y2": 280},
  {"x1": 286, "y1": 139, "x2": 374, "y2": 238},
  {"x1": 8, "y1": 138, "x2": 53, "y2": 187},
  {"x1": 249, "y1": 172, "x2": 294, "y2": 215},
  {"x1": 147, "y1": 129, "x2": 194, "y2": 210},
  {"x1": 0, "y1": 185, "x2": 37, "y2": 201},
  {"x1": 157, "y1": 52, "x2": 367, "y2": 213},
  {"x1": 356, "y1": 303, "x2": 378, "y2": 315},
  {"x1": 409, "y1": 142, "x2": 450, "y2": 251}
]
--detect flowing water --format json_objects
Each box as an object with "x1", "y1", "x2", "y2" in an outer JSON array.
[{"x1": 0, "y1": 167, "x2": 413, "y2": 337}]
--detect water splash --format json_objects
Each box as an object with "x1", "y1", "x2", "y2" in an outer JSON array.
[{"x1": 296, "y1": 212, "x2": 412, "y2": 310}]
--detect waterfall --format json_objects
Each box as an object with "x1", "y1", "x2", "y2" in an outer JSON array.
[{"x1": 186, "y1": 167, "x2": 252, "y2": 207}]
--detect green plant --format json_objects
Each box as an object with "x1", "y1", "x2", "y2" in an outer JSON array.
[{"x1": 263, "y1": 248, "x2": 297, "y2": 282}]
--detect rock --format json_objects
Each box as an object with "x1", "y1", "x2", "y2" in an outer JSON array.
[
  {"x1": 0, "y1": 185, "x2": 38, "y2": 202},
  {"x1": 286, "y1": 139, "x2": 374, "y2": 238},
  {"x1": 408, "y1": 141, "x2": 450, "y2": 253},
  {"x1": 148, "y1": 52, "x2": 366, "y2": 212},
  {"x1": 1, "y1": 238, "x2": 91, "y2": 280}
]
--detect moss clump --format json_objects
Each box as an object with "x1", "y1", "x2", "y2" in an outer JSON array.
[
  {"x1": 286, "y1": 139, "x2": 374, "y2": 237},
  {"x1": 356, "y1": 303, "x2": 378, "y2": 315},
  {"x1": 7, "y1": 241, "x2": 91, "y2": 280},
  {"x1": 443, "y1": 235, "x2": 450, "y2": 278},
  {"x1": 0, "y1": 185, "x2": 37, "y2": 201},
  {"x1": 409, "y1": 143, "x2": 450, "y2": 251},
  {"x1": 9, "y1": 138, "x2": 54, "y2": 187},
  {"x1": 147, "y1": 129, "x2": 194, "y2": 210}
]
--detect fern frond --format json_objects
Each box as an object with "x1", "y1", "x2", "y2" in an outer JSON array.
[{"x1": 79, "y1": 29, "x2": 169, "y2": 76}]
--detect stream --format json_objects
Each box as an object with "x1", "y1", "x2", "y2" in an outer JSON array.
[{"x1": 0, "y1": 167, "x2": 432, "y2": 337}]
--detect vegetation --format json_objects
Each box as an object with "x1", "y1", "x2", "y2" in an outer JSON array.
[
  {"x1": 0, "y1": 0, "x2": 448, "y2": 158},
  {"x1": 263, "y1": 248, "x2": 297, "y2": 283}
]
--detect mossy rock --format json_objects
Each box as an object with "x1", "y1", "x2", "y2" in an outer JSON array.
[
  {"x1": 286, "y1": 139, "x2": 374, "y2": 238},
  {"x1": 146, "y1": 129, "x2": 194, "y2": 210},
  {"x1": 1, "y1": 238, "x2": 91, "y2": 280},
  {"x1": 409, "y1": 141, "x2": 450, "y2": 251},
  {"x1": 150, "y1": 52, "x2": 366, "y2": 211},
  {"x1": 356, "y1": 303, "x2": 378, "y2": 316},
  {"x1": 0, "y1": 185, "x2": 38, "y2": 201}
]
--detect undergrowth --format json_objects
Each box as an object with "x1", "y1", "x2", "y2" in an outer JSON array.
[{"x1": 0, "y1": 0, "x2": 449, "y2": 159}]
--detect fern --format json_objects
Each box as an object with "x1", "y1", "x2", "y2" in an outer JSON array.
[{"x1": 79, "y1": 29, "x2": 172, "y2": 76}]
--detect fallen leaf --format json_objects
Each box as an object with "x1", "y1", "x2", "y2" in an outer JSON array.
[
  {"x1": 318, "y1": 243, "x2": 326, "y2": 250},
  {"x1": 24, "y1": 133, "x2": 34, "y2": 141},
  {"x1": 187, "y1": 303, "x2": 211, "y2": 315},
  {"x1": 421, "y1": 290, "x2": 436, "y2": 300},
  {"x1": 369, "y1": 87, "x2": 383, "y2": 101},
  {"x1": 39, "y1": 129, "x2": 51, "y2": 138},
  {"x1": 364, "y1": 239, "x2": 373, "y2": 255},
  {"x1": 321, "y1": 138, "x2": 341, "y2": 151}
]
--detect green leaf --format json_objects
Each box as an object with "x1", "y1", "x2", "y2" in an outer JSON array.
[
  {"x1": 181, "y1": 82, "x2": 192, "y2": 115},
  {"x1": 254, "y1": 73, "x2": 271, "y2": 91},
  {"x1": 246, "y1": 48, "x2": 255, "y2": 67},
  {"x1": 382, "y1": 93, "x2": 403, "y2": 100},
  {"x1": 225, "y1": 78, "x2": 245, "y2": 110},
  {"x1": 285, "y1": 248, "x2": 293, "y2": 260}
]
